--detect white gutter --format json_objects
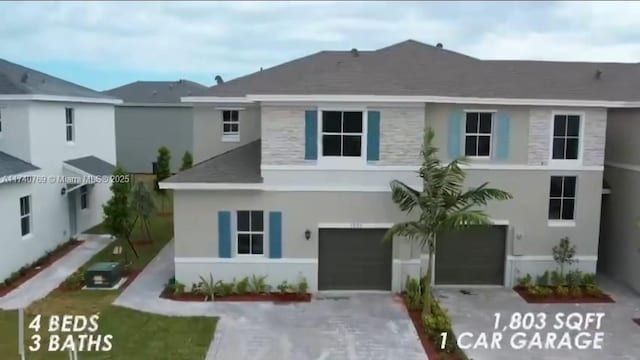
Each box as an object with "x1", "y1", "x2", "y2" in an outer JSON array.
[{"x1": 0, "y1": 94, "x2": 123, "y2": 105}]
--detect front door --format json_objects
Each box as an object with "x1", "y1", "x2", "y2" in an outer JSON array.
[{"x1": 68, "y1": 191, "x2": 77, "y2": 237}]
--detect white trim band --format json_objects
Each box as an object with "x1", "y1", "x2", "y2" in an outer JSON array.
[
  {"x1": 175, "y1": 257, "x2": 318, "y2": 264},
  {"x1": 0, "y1": 94, "x2": 122, "y2": 105},
  {"x1": 261, "y1": 164, "x2": 604, "y2": 171},
  {"x1": 160, "y1": 183, "x2": 396, "y2": 191},
  {"x1": 318, "y1": 222, "x2": 394, "y2": 229}
]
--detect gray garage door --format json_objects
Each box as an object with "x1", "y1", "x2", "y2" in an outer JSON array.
[
  {"x1": 318, "y1": 229, "x2": 392, "y2": 290},
  {"x1": 435, "y1": 226, "x2": 506, "y2": 285}
]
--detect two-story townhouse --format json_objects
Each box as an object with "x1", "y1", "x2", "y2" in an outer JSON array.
[
  {"x1": 0, "y1": 59, "x2": 120, "y2": 281},
  {"x1": 599, "y1": 108, "x2": 640, "y2": 293},
  {"x1": 161, "y1": 40, "x2": 639, "y2": 292},
  {"x1": 105, "y1": 80, "x2": 212, "y2": 173}
]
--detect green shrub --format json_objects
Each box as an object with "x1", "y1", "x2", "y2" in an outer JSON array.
[
  {"x1": 249, "y1": 275, "x2": 269, "y2": 293},
  {"x1": 63, "y1": 269, "x2": 86, "y2": 290},
  {"x1": 296, "y1": 277, "x2": 309, "y2": 295},
  {"x1": 584, "y1": 284, "x2": 603, "y2": 297},
  {"x1": 405, "y1": 276, "x2": 423, "y2": 310},
  {"x1": 163, "y1": 277, "x2": 176, "y2": 294},
  {"x1": 569, "y1": 286, "x2": 583, "y2": 298},
  {"x1": 550, "y1": 270, "x2": 564, "y2": 287},
  {"x1": 235, "y1": 277, "x2": 250, "y2": 295},
  {"x1": 565, "y1": 270, "x2": 583, "y2": 288},
  {"x1": 580, "y1": 273, "x2": 597, "y2": 287},
  {"x1": 528, "y1": 285, "x2": 552, "y2": 298},
  {"x1": 174, "y1": 280, "x2": 186, "y2": 295},
  {"x1": 516, "y1": 274, "x2": 533, "y2": 288},
  {"x1": 423, "y1": 301, "x2": 456, "y2": 352},
  {"x1": 554, "y1": 286, "x2": 569, "y2": 297},
  {"x1": 535, "y1": 271, "x2": 550, "y2": 286},
  {"x1": 277, "y1": 281, "x2": 290, "y2": 294},
  {"x1": 197, "y1": 274, "x2": 216, "y2": 301}
]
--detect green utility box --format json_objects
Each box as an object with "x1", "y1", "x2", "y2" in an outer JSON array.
[{"x1": 85, "y1": 262, "x2": 123, "y2": 288}]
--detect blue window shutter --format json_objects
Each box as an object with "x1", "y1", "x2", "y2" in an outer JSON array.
[
  {"x1": 218, "y1": 211, "x2": 231, "y2": 258},
  {"x1": 304, "y1": 110, "x2": 317, "y2": 160},
  {"x1": 269, "y1": 211, "x2": 282, "y2": 258},
  {"x1": 367, "y1": 111, "x2": 380, "y2": 161},
  {"x1": 448, "y1": 110, "x2": 463, "y2": 159},
  {"x1": 496, "y1": 112, "x2": 511, "y2": 161}
]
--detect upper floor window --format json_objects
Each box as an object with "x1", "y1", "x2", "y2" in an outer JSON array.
[
  {"x1": 464, "y1": 112, "x2": 492, "y2": 157},
  {"x1": 222, "y1": 110, "x2": 239, "y2": 141},
  {"x1": 548, "y1": 176, "x2": 576, "y2": 220},
  {"x1": 65, "y1": 108, "x2": 75, "y2": 143},
  {"x1": 20, "y1": 195, "x2": 32, "y2": 236},
  {"x1": 237, "y1": 210, "x2": 263, "y2": 255},
  {"x1": 552, "y1": 114, "x2": 580, "y2": 160},
  {"x1": 80, "y1": 185, "x2": 89, "y2": 210},
  {"x1": 321, "y1": 111, "x2": 363, "y2": 158}
]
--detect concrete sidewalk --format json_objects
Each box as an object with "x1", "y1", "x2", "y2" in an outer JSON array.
[{"x1": 0, "y1": 234, "x2": 113, "y2": 310}]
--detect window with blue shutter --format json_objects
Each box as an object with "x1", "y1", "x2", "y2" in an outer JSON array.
[
  {"x1": 496, "y1": 112, "x2": 511, "y2": 161},
  {"x1": 218, "y1": 211, "x2": 231, "y2": 258},
  {"x1": 305, "y1": 110, "x2": 317, "y2": 160},
  {"x1": 367, "y1": 111, "x2": 380, "y2": 161},
  {"x1": 269, "y1": 212, "x2": 282, "y2": 258},
  {"x1": 448, "y1": 109, "x2": 463, "y2": 159}
]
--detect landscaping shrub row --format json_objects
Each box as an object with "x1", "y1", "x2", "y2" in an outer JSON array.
[
  {"x1": 514, "y1": 270, "x2": 614, "y2": 303},
  {"x1": 402, "y1": 276, "x2": 468, "y2": 360},
  {"x1": 161, "y1": 274, "x2": 311, "y2": 302},
  {"x1": 0, "y1": 238, "x2": 81, "y2": 296}
]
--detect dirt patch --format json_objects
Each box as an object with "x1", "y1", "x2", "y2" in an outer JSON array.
[
  {"x1": 0, "y1": 240, "x2": 83, "y2": 297},
  {"x1": 514, "y1": 286, "x2": 615, "y2": 304}
]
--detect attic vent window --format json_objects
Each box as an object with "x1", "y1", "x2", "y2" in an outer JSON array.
[{"x1": 350, "y1": 48, "x2": 359, "y2": 57}]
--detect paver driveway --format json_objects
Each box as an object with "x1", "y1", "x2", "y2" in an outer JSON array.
[
  {"x1": 115, "y1": 242, "x2": 426, "y2": 360},
  {"x1": 437, "y1": 279, "x2": 640, "y2": 360}
]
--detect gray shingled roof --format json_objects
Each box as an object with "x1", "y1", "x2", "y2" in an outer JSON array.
[
  {"x1": 0, "y1": 151, "x2": 39, "y2": 177},
  {"x1": 164, "y1": 140, "x2": 262, "y2": 183},
  {"x1": 105, "y1": 80, "x2": 208, "y2": 104},
  {"x1": 199, "y1": 40, "x2": 640, "y2": 101},
  {"x1": 64, "y1": 156, "x2": 115, "y2": 176},
  {"x1": 0, "y1": 59, "x2": 116, "y2": 99}
]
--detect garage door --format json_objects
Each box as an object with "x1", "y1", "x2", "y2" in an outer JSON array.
[
  {"x1": 435, "y1": 226, "x2": 506, "y2": 285},
  {"x1": 318, "y1": 229, "x2": 392, "y2": 290}
]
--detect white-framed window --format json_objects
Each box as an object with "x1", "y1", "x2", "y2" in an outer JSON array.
[
  {"x1": 236, "y1": 210, "x2": 264, "y2": 255},
  {"x1": 80, "y1": 185, "x2": 89, "y2": 210},
  {"x1": 20, "y1": 195, "x2": 32, "y2": 236},
  {"x1": 548, "y1": 176, "x2": 576, "y2": 221},
  {"x1": 464, "y1": 111, "x2": 493, "y2": 157},
  {"x1": 222, "y1": 110, "x2": 239, "y2": 141},
  {"x1": 552, "y1": 114, "x2": 580, "y2": 160},
  {"x1": 321, "y1": 110, "x2": 364, "y2": 158},
  {"x1": 65, "y1": 107, "x2": 75, "y2": 143}
]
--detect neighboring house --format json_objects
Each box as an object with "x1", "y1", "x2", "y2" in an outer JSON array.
[
  {"x1": 599, "y1": 109, "x2": 640, "y2": 293},
  {"x1": 105, "y1": 80, "x2": 208, "y2": 173},
  {"x1": 161, "y1": 40, "x2": 639, "y2": 292},
  {"x1": 0, "y1": 59, "x2": 119, "y2": 281}
]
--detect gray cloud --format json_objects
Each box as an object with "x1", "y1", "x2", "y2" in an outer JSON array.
[{"x1": 0, "y1": 1, "x2": 638, "y2": 84}]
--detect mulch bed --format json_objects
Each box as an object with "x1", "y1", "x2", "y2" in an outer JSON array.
[
  {"x1": 0, "y1": 240, "x2": 83, "y2": 297},
  {"x1": 399, "y1": 295, "x2": 466, "y2": 360},
  {"x1": 56, "y1": 269, "x2": 142, "y2": 292},
  {"x1": 160, "y1": 290, "x2": 312, "y2": 303},
  {"x1": 514, "y1": 286, "x2": 615, "y2": 304}
]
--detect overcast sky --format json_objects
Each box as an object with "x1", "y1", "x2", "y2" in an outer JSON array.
[{"x1": 1, "y1": 1, "x2": 639, "y2": 90}]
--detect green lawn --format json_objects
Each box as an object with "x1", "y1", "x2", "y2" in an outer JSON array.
[{"x1": 0, "y1": 176, "x2": 217, "y2": 360}]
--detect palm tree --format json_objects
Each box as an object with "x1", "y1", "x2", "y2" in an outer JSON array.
[{"x1": 384, "y1": 127, "x2": 512, "y2": 316}]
